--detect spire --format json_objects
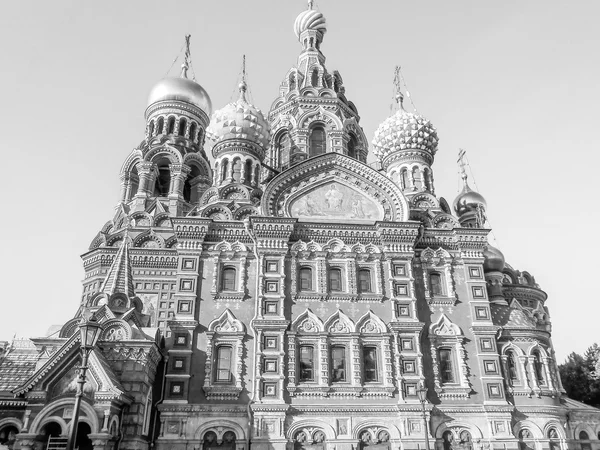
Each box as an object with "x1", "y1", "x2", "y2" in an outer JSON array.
[
  {"x1": 393, "y1": 66, "x2": 405, "y2": 110},
  {"x1": 180, "y1": 34, "x2": 191, "y2": 79},
  {"x1": 238, "y1": 54, "x2": 248, "y2": 102},
  {"x1": 308, "y1": 0, "x2": 314, "y2": 9},
  {"x1": 457, "y1": 148, "x2": 469, "y2": 186},
  {"x1": 102, "y1": 222, "x2": 135, "y2": 298}
]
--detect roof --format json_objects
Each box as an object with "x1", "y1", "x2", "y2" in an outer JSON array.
[
  {"x1": 0, "y1": 339, "x2": 40, "y2": 393},
  {"x1": 561, "y1": 396, "x2": 600, "y2": 411},
  {"x1": 491, "y1": 304, "x2": 537, "y2": 328}
]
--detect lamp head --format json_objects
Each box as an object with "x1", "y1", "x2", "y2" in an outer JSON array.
[{"x1": 79, "y1": 317, "x2": 103, "y2": 351}]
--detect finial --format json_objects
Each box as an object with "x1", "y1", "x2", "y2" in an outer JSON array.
[
  {"x1": 393, "y1": 66, "x2": 405, "y2": 109},
  {"x1": 457, "y1": 148, "x2": 469, "y2": 185},
  {"x1": 180, "y1": 35, "x2": 191, "y2": 79},
  {"x1": 238, "y1": 54, "x2": 248, "y2": 101},
  {"x1": 308, "y1": 0, "x2": 314, "y2": 10}
]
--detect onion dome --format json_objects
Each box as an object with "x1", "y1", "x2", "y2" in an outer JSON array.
[
  {"x1": 147, "y1": 77, "x2": 212, "y2": 117},
  {"x1": 207, "y1": 81, "x2": 270, "y2": 159},
  {"x1": 294, "y1": 2, "x2": 327, "y2": 38},
  {"x1": 453, "y1": 182, "x2": 487, "y2": 217},
  {"x1": 483, "y1": 244, "x2": 505, "y2": 272},
  {"x1": 372, "y1": 104, "x2": 439, "y2": 167}
]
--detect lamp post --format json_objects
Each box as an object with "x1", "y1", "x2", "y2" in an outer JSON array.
[
  {"x1": 66, "y1": 318, "x2": 103, "y2": 450},
  {"x1": 417, "y1": 383, "x2": 430, "y2": 450}
]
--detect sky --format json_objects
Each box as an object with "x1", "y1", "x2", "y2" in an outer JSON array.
[{"x1": 0, "y1": 0, "x2": 598, "y2": 362}]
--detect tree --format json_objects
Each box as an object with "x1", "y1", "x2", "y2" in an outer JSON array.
[{"x1": 559, "y1": 344, "x2": 600, "y2": 406}]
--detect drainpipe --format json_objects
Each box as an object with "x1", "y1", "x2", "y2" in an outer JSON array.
[{"x1": 150, "y1": 355, "x2": 169, "y2": 449}]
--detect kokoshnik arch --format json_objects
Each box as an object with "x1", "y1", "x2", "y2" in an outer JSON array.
[{"x1": 1, "y1": 2, "x2": 599, "y2": 450}]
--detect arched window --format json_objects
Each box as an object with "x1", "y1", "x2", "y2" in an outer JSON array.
[
  {"x1": 532, "y1": 350, "x2": 545, "y2": 385},
  {"x1": 311, "y1": 69, "x2": 319, "y2": 87},
  {"x1": 438, "y1": 348, "x2": 455, "y2": 383},
  {"x1": 363, "y1": 346, "x2": 378, "y2": 382},
  {"x1": 244, "y1": 160, "x2": 253, "y2": 183},
  {"x1": 221, "y1": 159, "x2": 229, "y2": 182},
  {"x1": 157, "y1": 117, "x2": 165, "y2": 134},
  {"x1": 507, "y1": 351, "x2": 519, "y2": 384},
  {"x1": 442, "y1": 431, "x2": 454, "y2": 450},
  {"x1": 179, "y1": 118, "x2": 187, "y2": 137},
  {"x1": 348, "y1": 134, "x2": 358, "y2": 158},
  {"x1": 278, "y1": 132, "x2": 291, "y2": 170},
  {"x1": 216, "y1": 346, "x2": 233, "y2": 382},
  {"x1": 183, "y1": 164, "x2": 200, "y2": 203},
  {"x1": 0, "y1": 425, "x2": 18, "y2": 450},
  {"x1": 518, "y1": 429, "x2": 534, "y2": 450},
  {"x1": 331, "y1": 346, "x2": 346, "y2": 382},
  {"x1": 309, "y1": 126, "x2": 326, "y2": 157},
  {"x1": 400, "y1": 168, "x2": 409, "y2": 190},
  {"x1": 299, "y1": 345, "x2": 314, "y2": 381},
  {"x1": 358, "y1": 269, "x2": 371, "y2": 293},
  {"x1": 148, "y1": 120, "x2": 155, "y2": 137},
  {"x1": 189, "y1": 122, "x2": 197, "y2": 142},
  {"x1": 299, "y1": 267, "x2": 312, "y2": 291},
  {"x1": 167, "y1": 117, "x2": 176, "y2": 134},
  {"x1": 458, "y1": 431, "x2": 473, "y2": 450},
  {"x1": 430, "y1": 272, "x2": 444, "y2": 296},
  {"x1": 328, "y1": 268, "x2": 342, "y2": 292},
  {"x1": 423, "y1": 168, "x2": 431, "y2": 190},
  {"x1": 548, "y1": 428, "x2": 560, "y2": 450},
  {"x1": 221, "y1": 267, "x2": 237, "y2": 291},
  {"x1": 154, "y1": 160, "x2": 171, "y2": 197}
]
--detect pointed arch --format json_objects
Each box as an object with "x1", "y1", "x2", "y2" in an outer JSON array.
[
  {"x1": 430, "y1": 314, "x2": 462, "y2": 336},
  {"x1": 324, "y1": 309, "x2": 355, "y2": 334},
  {"x1": 356, "y1": 311, "x2": 387, "y2": 334},
  {"x1": 208, "y1": 309, "x2": 246, "y2": 334},
  {"x1": 291, "y1": 309, "x2": 324, "y2": 333}
]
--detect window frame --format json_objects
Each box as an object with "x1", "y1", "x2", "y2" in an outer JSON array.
[
  {"x1": 330, "y1": 345, "x2": 347, "y2": 383},
  {"x1": 299, "y1": 266, "x2": 313, "y2": 291},
  {"x1": 328, "y1": 267, "x2": 343, "y2": 292},
  {"x1": 309, "y1": 125, "x2": 326, "y2": 157},
  {"x1": 429, "y1": 272, "x2": 444, "y2": 296},
  {"x1": 215, "y1": 345, "x2": 234, "y2": 383},
  {"x1": 357, "y1": 268, "x2": 372, "y2": 294},
  {"x1": 363, "y1": 345, "x2": 379, "y2": 383},
  {"x1": 299, "y1": 344, "x2": 315, "y2": 382},
  {"x1": 438, "y1": 347, "x2": 456, "y2": 384},
  {"x1": 220, "y1": 266, "x2": 237, "y2": 292}
]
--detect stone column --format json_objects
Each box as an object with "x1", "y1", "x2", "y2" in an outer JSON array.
[
  {"x1": 135, "y1": 162, "x2": 154, "y2": 197},
  {"x1": 240, "y1": 159, "x2": 247, "y2": 183},
  {"x1": 119, "y1": 172, "x2": 128, "y2": 203}
]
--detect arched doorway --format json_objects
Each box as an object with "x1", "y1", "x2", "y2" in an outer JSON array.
[
  {"x1": 0, "y1": 425, "x2": 18, "y2": 450},
  {"x1": 75, "y1": 423, "x2": 93, "y2": 450},
  {"x1": 40, "y1": 422, "x2": 63, "y2": 450}
]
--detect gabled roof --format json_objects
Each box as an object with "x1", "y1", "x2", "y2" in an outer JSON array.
[
  {"x1": 561, "y1": 396, "x2": 600, "y2": 411},
  {"x1": 0, "y1": 339, "x2": 40, "y2": 393}
]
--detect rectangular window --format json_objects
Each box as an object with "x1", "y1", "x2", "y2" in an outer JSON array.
[
  {"x1": 299, "y1": 345, "x2": 314, "y2": 381},
  {"x1": 438, "y1": 348, "x2": 455, "y2": 383},
  {"x1": 430, "y1": 273, "x2": 444, "y2": 296},
  {"x1": 299, "y1": 267, "x2": 313, "y2": 291},
  {"x1": 363, "y1": 346, "x2": 378, "y2": 382},
  {"x1": 358, "y1": 269, "x2": 372, "y2": 293},
  {"x1": 221, "y1": 267, "x2": 237, "y2": 291},
  {"x1": 216, "y1": 346, "x2": 233, "y2": 382},
  {"x1": 329, "y1": 268, "x2": 342, "y2": 292},
  {"x1": 331, "y1": 346, "x2": 346, "y2": 382}
]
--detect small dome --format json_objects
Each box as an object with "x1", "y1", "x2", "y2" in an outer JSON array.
[
  {"x1": 483, "y1": 244, "x2": 505, "y2": 272},
  {"x1": 207, "y1": 83, "x2": 270, "y2": 159},
  {"x1": 372, "y1": 108, "x2": 438, "y2": 166},
  {"x1": 453, "y1": 183, "x2": 487, "y2": 217},
  {"x1": 294, "y1": 8, "x2": 327, "y2": 38},
  {"x1": 147, "y1": 77, "x2": 212, "y2": 116}
]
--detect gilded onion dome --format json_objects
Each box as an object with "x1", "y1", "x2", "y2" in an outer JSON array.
[
  {"x1": 453, "y1": 182, "x2": 487, "y2": 217},
  {"x1": 372, "y1": 101, "x2": 439, "y2": 168},
  {"x1": 294, "y1": 1, "x2": 327, "y2": 39},
  {"x1": 483, "y1": 244, "x2": 505, "y2": 272},
  {"x1": 147, "y1": 77, "x2": 212, "y2": 117},
  {"x1": 207, "y1": 81, "x2": 270, "y2": 160}
]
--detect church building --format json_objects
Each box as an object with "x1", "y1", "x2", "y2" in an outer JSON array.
[{"x1": 1, "y1": 3, "x2": 599, "y2": 450}]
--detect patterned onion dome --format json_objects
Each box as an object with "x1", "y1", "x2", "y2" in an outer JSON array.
[
  {"x1": 207, "y1": 83, "x2": 270, "y2": 159},
  {"x1": 147, "y1": 77, "x2": 212, "y2": 117},
  {"x1": 453, "y1": 182, "x2": 487, "y2": 217},
  {"x1": 483, "y1": 244, "x2": 505, "y2": 272},
  {"x1": 372, "y1": 107, "x2": 439, "y2": 165},
  {"x1": 294, "y1": 7, "x2": 327, "y2": 38}
]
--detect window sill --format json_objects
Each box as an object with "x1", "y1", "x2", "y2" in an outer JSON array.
[
  {"x1": 203, "y1": 385, "x2": 242, "y2": 401},
  {"x1": 214, "y1": 292, "x2": 245, "y2": 302}
]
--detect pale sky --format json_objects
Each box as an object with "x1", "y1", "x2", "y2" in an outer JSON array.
[{"x1": 1, "y1": 0, "x2": 598, "y2": 362}]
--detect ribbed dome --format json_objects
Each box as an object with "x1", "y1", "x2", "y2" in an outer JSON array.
[
  {"x1": 453, "y1": 183, "x2": 487, "y2": 217},
  {"x1": 372, "y1": 108, "x2": 439, "y2": 165},
  {"x1": 294, "y1": 8, "x2": 327, "y2": 38},
  {"x1": 207, "y1": 84, "x2": 270, "y2": 159},
  {"x1": 483, "y1": 244, "x2": 505, "y2": 272},
  {"x1": 147, "y1": 77, "x2": 212, "y2": 116}
]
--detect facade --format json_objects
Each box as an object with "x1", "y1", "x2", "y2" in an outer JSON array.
[{"x1": 1, "y1": 3, "x2": 600, "y2": 450}]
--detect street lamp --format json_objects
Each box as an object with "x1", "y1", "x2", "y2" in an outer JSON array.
[
  {"x1": 417, "y1": 383, "x2": 430, "y2": 450},
  {"x1": 66, "y1": 318, "x2": 103, "y2": 450}
]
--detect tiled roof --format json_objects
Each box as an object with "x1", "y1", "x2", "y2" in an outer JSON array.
[
  {"x1": 491, "y1": 304, "x2": 537, "y2": 328},
  {"x1": 0, "y1": 340, "x2": 40, "y2": 393},
  {"x1": 101, "y1": 240, "x2": 135, "y2": 298}
]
